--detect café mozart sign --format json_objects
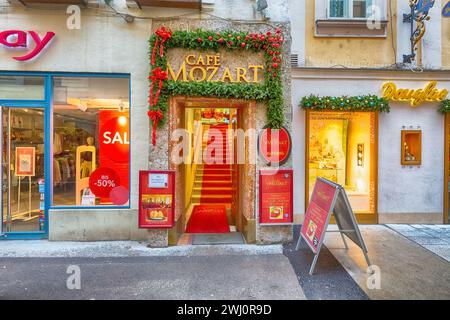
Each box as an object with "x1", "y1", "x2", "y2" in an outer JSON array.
[
  {"x1": 0, "y1": 30, "x2": 55, "y2": 61},
  {"x1": 381, "y1": 81, "x2": 449, "y2": 107},
  {"x1": 167, "y1": 51, "x2": 265, "y2": 83}
]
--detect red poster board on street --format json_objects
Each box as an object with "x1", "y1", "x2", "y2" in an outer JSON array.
[
  {"x1": 300, "y1": 178, "x2": 339, "y2": 254},
  {"x1": 297, "y1": 177, "x2": 372, "y2": 275},
  {"x1": 138, "y1": 170, "x2": 175, "y2": 229},
  {"x1": 259, "y1": 169, "x2": 293, "y2": 225}
]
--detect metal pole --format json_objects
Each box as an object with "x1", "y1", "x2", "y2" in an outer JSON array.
[
  {"x1": 7, "y1": 108, "x2": 11, "y2": 232},
  {"x1": 0, "y1": 106, "x2": 3, "y2": 235},
  {"x1": 339, "y1": 231, "x2": 349, "y2": 250},
  {"x1": 28, "y1": 176, "x2": 32, "y2": 219},
  {"x1": 309, "y1": 253, "x2": 320, "y2": 275},
  {"x1": 295, "y1": 233, "x2": 303, "y2": 250}
]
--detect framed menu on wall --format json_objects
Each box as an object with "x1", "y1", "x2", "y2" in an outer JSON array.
[
  {"x1": 138, "y1": 170, "x2": 175, "y2": 229},
  {"x1": 259, "y1": 169, "x2": 293, "y2": 225}
]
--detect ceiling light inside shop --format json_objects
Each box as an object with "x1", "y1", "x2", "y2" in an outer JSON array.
[{"x1": 67, "y1": 98, "x2": 129, "y2": 110}]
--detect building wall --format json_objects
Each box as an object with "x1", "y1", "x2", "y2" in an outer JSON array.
[
  {"x1": 301, "y1": 0, "x2": 396, "y2": 68},
  {"x1": 443, "y1": 6, "x2": 450, "y2": 69},
  {"x1": 0, "y1": 9, "x2": 154, "y2": 240},
  {"x1": 292, "y1": 69, "x2": 449, "y2": 223}
]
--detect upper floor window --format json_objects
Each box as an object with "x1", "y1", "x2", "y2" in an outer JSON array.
[{"x1": 329, "y1": 0, "x2": 373, "y2": 19}]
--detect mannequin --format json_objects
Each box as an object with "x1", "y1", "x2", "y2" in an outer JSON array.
[{"x1": 80, "y1": 137, "x2": 94, "y2": 178}]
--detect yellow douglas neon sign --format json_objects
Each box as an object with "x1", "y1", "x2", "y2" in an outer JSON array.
[{"x1": 382, "y1": 81, "x2": 449, "y2": 107}]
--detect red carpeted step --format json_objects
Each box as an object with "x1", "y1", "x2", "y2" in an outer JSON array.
[
  {"x1": 201, "y1": 181, "x2": 233, "y2": 188},
  {"x1": 185, "y1": 205, "x2": 229, "y2": 233}
]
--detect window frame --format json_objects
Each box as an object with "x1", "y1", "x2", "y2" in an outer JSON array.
[
  {"x1": 0, "y1": 71, "x2": 132, "y2": 219},
  {"x1": 327, "y1": 0, "x2": 373, "y2": 20}
]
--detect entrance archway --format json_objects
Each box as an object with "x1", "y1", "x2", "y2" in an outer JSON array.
[{"x1": 168, "y1": 97, "x2": 257, "y2": 244}]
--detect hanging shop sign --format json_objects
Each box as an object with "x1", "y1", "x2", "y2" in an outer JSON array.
[
  {"x1": 296, "y1": 177, "x2": 371, "y2": 275},
  {"x1": 443, "y1": 1, "x2": 450, "y2": 17},
  {"x1": 167, "y1": 52, "x2": 265, "y2": 83},
  {"x1": 15, "y1": 147, "x2": 35, "y2": 176},
  {"x1": 258, "y1": 126, "x2": 292, "y2": 166},
  {"x1": 415, "y1": 0, "x2": 435, "y2": 14},
  {"x1": 139, "y1": 170, "x2": 175, "y2": 228},
  {"x1": 381, "y1": 81, "x2": 449, "y2": 107},
  {"x1": 259, "y1": 169, "x2": 293, "y2": 225},
  {"x1": 0, "y1": 30, "x2": 56, "y2": 61}
]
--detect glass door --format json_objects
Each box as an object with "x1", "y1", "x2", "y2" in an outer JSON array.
[{"x1": 2, "y1": 107, "x2": 45, "y2": 233}]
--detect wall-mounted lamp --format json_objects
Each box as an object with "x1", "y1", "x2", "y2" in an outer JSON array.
[{"x1": 357, "y1": 143, "x2": 364, "y2": 167}]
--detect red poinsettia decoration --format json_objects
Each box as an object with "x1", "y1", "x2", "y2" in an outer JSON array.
[
  {"x1": 147, "y1": 109, "x2": 164, "y2": 146},
  {"x1": 151, "y1": 26, "x2": 172, "y2": 66},
  {"x1": 148, "y1": 67, "x2": 168, "y2": 107}
]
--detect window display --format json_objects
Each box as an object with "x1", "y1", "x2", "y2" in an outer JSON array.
[
  {"x1": 2, "y1": 107, "x2": 45, "y2": 232},
  {"x1": 401, "y1": 130, "x2": 422, "y2": 166},
  {"x1": 307, "y1": 111, "x2": 376, "y2": 215},
  {"x1": 52, "y1": 77, "x2": 130, "y2": 207}
]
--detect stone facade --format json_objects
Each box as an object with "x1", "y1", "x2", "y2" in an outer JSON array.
[{"x1": 147, "y1": 18, "x2": 293, "y2": 246}]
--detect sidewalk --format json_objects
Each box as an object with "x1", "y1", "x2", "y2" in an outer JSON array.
[
  {"x1": 386, "y1": 224, "x2": 450, "y2": 262},
  {"x1": 323, "y1": 225, "x2": 450, "y2": 300}
]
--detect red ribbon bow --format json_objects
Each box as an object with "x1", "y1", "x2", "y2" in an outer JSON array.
[
  {"x1": 149, "y1": 67, "x2": 168, "y2": 107},
  {"x1": 151, "y1": 26, "x2": 172, "y2": 65},
  {"x1": 147, "y1": 109, "x2": 164, "y2": 146}
]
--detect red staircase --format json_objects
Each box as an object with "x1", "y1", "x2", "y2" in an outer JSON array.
[{"x1": 191, "y1": 124, "x2": 234, "y2": 205}]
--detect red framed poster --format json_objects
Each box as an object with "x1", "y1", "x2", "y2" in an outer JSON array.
[
  {"x1": 259, "y1": 169, "x2": 293, "y2": 225},
  {"x1": 258, "y1": 126, "x2": 292, "y2": 166},
  {"x1": 15, "y1": 147, "x2": 35, "y2": 176},
  {"x1": 139, "y1": 170, "x2": 175, "y2": 229},
  {"x1": 300, "y1": 178, "x2": 339, "y2": 254}
]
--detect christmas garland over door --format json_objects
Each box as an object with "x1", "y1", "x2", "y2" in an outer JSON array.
[{"x1": 148, "y1": 27, "x2": 286, "y2": 145}]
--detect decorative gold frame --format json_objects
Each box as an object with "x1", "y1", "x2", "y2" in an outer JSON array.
[
  {"x1": 401, "y1": 130, "x2": 422, "y2": 166},
  {"x1": 444, "y1": 113, "x2": 449, "y2": 224}
]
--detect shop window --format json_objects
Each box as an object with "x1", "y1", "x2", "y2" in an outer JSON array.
[
  {"x1": 329, "y1": 0, "x2": 372, "y2": 19},
  {"x1": 316, "y1": 0, "x2": 387, "y2": 37},
  {"x1": 307, "y1": 111, "x2": 376, "y2": 214},
  {"x1": 52, "y1": 76, "x2": 130, "y2": 207},
  {"x1": 401, "y1": 130, "x2": 422, "y2": 166},
  {"x1": 0, "y1": 76, "x2": 45, "y2": 100}
]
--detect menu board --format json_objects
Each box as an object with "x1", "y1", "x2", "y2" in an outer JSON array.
[
  {"x1": 259, "y1": 169, "x2": 293, "y2": 225},
  {"x1": 300, "y1": 178, "x2": 339, "y2": 254},
  {"x1": 138, "y1": 170, "x2": 175, "y2": 228},
  {"x1": 15, "y1": 147, "x2": 35, "y2": 176}
]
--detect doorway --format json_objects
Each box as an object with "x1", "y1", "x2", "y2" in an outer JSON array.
[
  {"x1": 183, "y1": 106, "x2": 241, "y2": 243},
  {"x1": 1, "y1": 107, "x2": 46, "y2": 233}
]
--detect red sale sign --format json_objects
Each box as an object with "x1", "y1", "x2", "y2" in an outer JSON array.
[
  {"x1": 88, "y1": 167, "x2": 121, "y2": 199},
  {"x1": 99, "y1": 110, "x2": 130, "y2": 204},
  {"x1": 300, "y1": 178, "x2": 339, "y2": 254},
  {"x1": 259, "y1": 169, "x2": 293, "y2": 225}
]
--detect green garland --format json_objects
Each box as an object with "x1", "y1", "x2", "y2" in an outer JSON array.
[
  {"x1": 300, "y1": 95, "x2": 390, "y2": 112},
  {"x1": 439, "y1": 99, "x2": 450, "y2": 113},
  {"x1": 149, "y1": 27, "x2": 285, "y2": 129}
]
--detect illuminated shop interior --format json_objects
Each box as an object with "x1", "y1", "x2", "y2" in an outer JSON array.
[{"x1": 307, "y1": 111, "x2": 376, "y2": 216}]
